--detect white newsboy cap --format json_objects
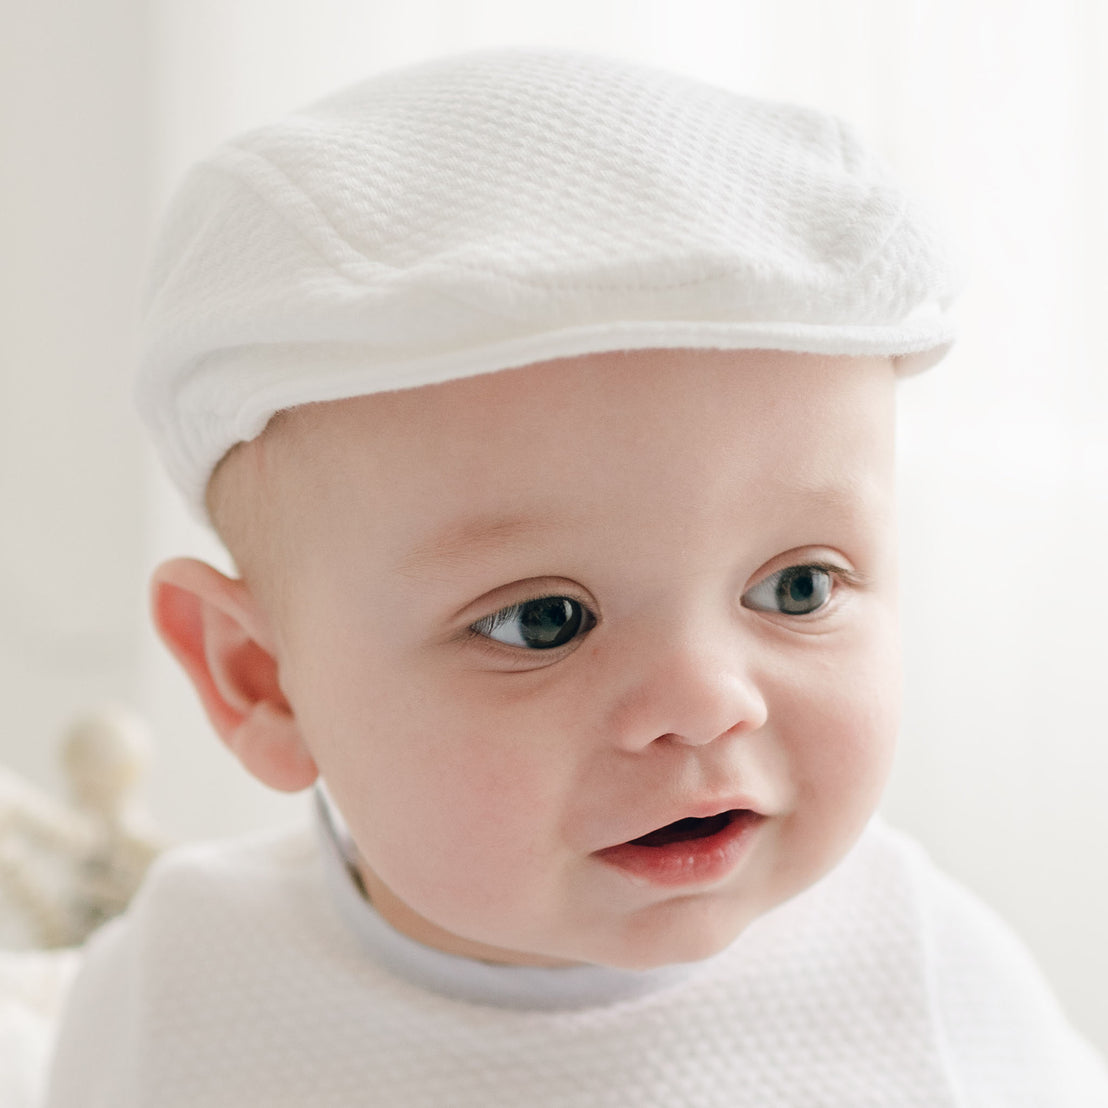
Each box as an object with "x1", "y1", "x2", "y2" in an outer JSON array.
[{"x1": 138, "y1": 48, "x2": 958, "y2": 517}]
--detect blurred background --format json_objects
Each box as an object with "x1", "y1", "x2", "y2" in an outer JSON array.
[{"x1": 2, "y1": 0, "x2": 1105, "y2": 1051}]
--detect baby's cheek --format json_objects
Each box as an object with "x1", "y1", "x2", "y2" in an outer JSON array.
[
  {"x1": 789, "y1": 664, "x2": 898, "y2": 823},
  {"x1": 371, "y1": 738, "x2": 563, "y2": 907}
]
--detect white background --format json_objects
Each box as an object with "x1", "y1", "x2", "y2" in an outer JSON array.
[{"x1": 2, "y1": 0, "x2": 1106, "y2": 1053}]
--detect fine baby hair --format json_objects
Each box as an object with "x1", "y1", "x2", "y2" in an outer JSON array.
[{"x1": 43, "y1": 47, "x2": 1108, "y2": 1108}]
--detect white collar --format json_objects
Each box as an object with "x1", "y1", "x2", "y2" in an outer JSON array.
[{"x1": 313, "y1": 786, "x2": 710, "y2": 1010}]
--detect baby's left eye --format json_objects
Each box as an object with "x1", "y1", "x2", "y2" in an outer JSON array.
[
  {"x1": 741, "y1": 564, "x2": 836, "y2": 616},
  {"x1": 470, "y1": 596, "x2": 596, "y2": 650}
]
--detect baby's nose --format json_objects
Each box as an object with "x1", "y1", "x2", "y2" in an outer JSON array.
[{"x1": 606, "y1": 636, "x2": 768, "y2": 752}]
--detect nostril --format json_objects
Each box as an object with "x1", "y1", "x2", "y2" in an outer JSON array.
[
  {"x1": 609, "y1": 661, "x2": 767, "y2": 751},
  {"x1": 661, "y1": 714, "x2": 760, "y2": 748}
]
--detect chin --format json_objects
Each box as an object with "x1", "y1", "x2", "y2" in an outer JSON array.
[{"x1": 585, "y1": 903, "x2": 757, "y2": 972}]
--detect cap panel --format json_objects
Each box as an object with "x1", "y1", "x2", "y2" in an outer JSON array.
[{"x1": 137, "y1": 49, "x2": 958, "y2": 518}]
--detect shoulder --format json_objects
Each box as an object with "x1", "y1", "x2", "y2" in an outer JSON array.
[
  {"x1": 849, "y1": 819, "x2": 1108, "y2": 1104},
  {"x1": 853, "y1": 818, "x2": 1086, "y2": 1019},
  {"x1": 43, "y1": 821, "x2": 367, "y2": 1108},
  {"x1": 70, "y1": 818, "x2": 367, "y2": 984},
  {"x1": 126, "y1": 820, "x2": 322, "y2": 922}
]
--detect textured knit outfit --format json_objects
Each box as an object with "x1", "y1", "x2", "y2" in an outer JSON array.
[{"x1": 44, "y1": 798, "x2": 1108, "y2": 1107}]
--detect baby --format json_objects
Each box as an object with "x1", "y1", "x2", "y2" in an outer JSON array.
[{"x1": 45, "y1": 49, "x2": 1107, "y2": 1105}]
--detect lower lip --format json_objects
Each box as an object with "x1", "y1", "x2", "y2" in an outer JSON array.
[{"x1": 594, "y1": 811, "x2": 763, "y2": 888}]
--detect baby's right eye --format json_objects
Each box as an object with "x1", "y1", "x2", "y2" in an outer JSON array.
[{"x1": 470, "y1": 597, "x2": 596, "y2": 650}]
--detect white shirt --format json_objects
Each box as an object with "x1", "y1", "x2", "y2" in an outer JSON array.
[{"x1": 44, "y1": 806, "x2": 1108, "y2": 1106}]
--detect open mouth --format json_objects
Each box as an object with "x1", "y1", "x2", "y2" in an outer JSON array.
[
  {"x1": 596, "y1": 808, "x2": 760, "y2": 887},
  {"x1": 628, "y1": 810, "x2": 740, "y2": 847}
]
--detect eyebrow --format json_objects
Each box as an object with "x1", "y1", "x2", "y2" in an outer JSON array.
[
  {"x1": 394, "y1": 480, "x2": 880, "y2": 576},
  {"x1": 395, "y1": 514, "x2": 554, "y2": 576}
]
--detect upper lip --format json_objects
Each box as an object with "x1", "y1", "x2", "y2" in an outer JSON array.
[{"x1": 599, "y1": 796, "x2": 765, "y2": 851}]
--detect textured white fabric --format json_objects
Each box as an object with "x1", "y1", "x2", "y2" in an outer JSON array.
[
  {"x1": 44, "y1": 818, "x2": 1107, "y2": 1107},
  {"x1": 0, "y1": 950, "x2": 80, "y2": 1108},
  {"x1": 136, "y1": 48, "x2": 959, "y2": 517}
]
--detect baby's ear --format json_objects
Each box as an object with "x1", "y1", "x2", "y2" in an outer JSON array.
[{"x1": 149, "y1": 557, "x2": 318, "y2": 792}]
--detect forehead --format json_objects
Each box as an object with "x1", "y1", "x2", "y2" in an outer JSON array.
[
  {"x1": 264, "y1": 348, "x2": 896, "y2": 554},
  {"x1": 277, "y1": 346, "x2": 893, "y2": 470}
]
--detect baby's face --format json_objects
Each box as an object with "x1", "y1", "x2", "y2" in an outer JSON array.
[{"x1": 259, "y1": 348, "x2": 900, "y2": 969}]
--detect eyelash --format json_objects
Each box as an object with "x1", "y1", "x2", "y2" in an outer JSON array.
[
  {"x1": 740, "y1": 561, "x2": 861, "y2": 619},
  {"x1": 468, "y1": 596, "x2": 597, "y2": 652},
  {"x1": 466, "y1": 560, "x2": 861, "y2": 655}
]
